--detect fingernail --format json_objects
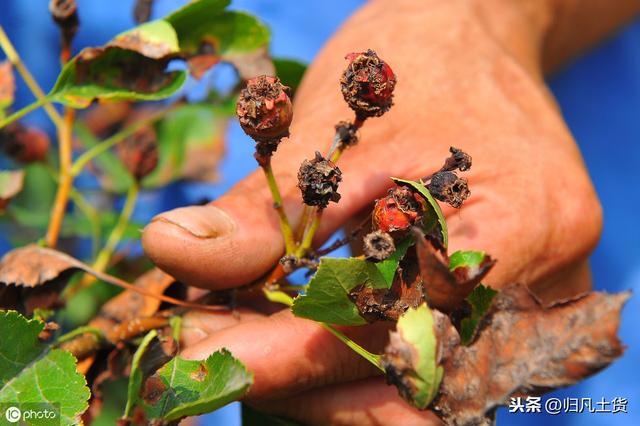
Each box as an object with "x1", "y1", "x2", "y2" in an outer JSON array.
[{"x1": 150, "y1": 205, "x2": 237, "y2": 239}]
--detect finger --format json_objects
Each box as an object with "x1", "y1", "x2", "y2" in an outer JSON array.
[
  {"x1": 180, "y1": 309, "x2": 391, "y2": 400},
  {"x1": 180, "y1": 308, "x2": 265, "y2": 347},
  {"x1": 250, "y1": 377, "x2": 441, "y2": 426}
]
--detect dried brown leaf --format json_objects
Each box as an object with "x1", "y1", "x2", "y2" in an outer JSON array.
[
  {"x1": 0, "y1": 244, "x2": 86, "y2": 287},
  {"x1": 0, "y1": 61, "x2": 15, "y2": 110},
  {"x1": 101, "y1": 267, "x2": 176, "y2": 321},
  {"x1": 0, "y1": 169, "x2": 25, "y2": 210},
  {"x1": 416, "y1": 238, "x2": 495, "y2": 312},
  {"x1": 432, "y1": 284, "x2": 629, "y2": 425}
]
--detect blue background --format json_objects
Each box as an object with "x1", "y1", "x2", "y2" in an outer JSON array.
[{"x1": 1, "y1": 1, "x2": 638, "y2": 425}]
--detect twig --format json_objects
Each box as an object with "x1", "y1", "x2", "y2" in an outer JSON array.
[
  {"x1": 92, "y1": 181, "x2": 139, "y2": 274},
  {"x1": 262, "y1": 158, "x2": 296, "y2": 254},
  {"x1": 45, "y1": 108, "x2": 75, "y2": 248},
  {"x1": 0, "y1": 25, "x2": 63, "y2": 128}
]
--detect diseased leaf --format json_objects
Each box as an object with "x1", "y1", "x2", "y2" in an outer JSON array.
[
  {"x1": 458, "y1": 284, "x2": 497, "y2": 344},
  {"x1": 166, "y1": 1, "x2": 272, "y2": 79},
  {"x1": 100, "y1": 267, "x2": 176, "y2": 322},
  {"x1": 0, "y1": 169, "x2": 25, "y2": 210},
  {"x1": 0, "y1": 61, "x2": 15, "y2": 118},
  {"x1": 416, "y1": 239, "x2": 495, "y2": 312},
  {"x1": 382, "y1": 303, "x2": 444, "y2": 409},
  {"x1": 50, "y1": 20, "x2": 186, "y2": 108},
  {"x1": 292, "y1": 258, "x2": 389, "y2": 326},
  {"x1": 123, "y1": 330, "x2": 176, "y2": 419},
  {"x1": 273, "y1": 58, "x2": 306, "y2": 96},
  {"x1": 0, "y1": 311, "x2": 90, "y2": 425},
  {"x1": 433, "y1": 284, "x2": 629, "y2": 425},
  {"x1": 391, "y1": 177, "x2": 447, "y2": 249},
  {"x1": 349, "y1": 249, "x2": 424, "y2": 322},
  {"x1": 139, "y1": 349, "x2": 252, "y2": 422}
]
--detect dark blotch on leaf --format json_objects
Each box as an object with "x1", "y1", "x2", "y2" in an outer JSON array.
[
  {"x1": 190, "y1": 363, "x2": 208, "y2": 382},
  {"x1": 141, "y1": 375, "x2": 166, "y2": 406}
]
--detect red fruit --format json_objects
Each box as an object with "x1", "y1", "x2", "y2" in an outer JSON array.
[
  {"x1": 372, "y1": 186, "x2": 425, "y2": 233},
  {"x1": 1, "y1": 123, "x2": 50, "y2": 163},
  {"x1": 341, "y1": 50, "x2": 396, "y2": 119},
  {"x1": 236, "y1": 75, "x2": 293, "y2": 142}
]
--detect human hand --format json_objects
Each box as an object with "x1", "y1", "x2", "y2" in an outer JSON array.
[{"x1": 141, "y1": 0, "x2": 618, "y2": 423}]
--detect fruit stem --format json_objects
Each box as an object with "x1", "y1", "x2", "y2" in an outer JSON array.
[
  {"x1": 45, "y1": 107, "x2": 75, "y2": 248},
  {"x1": 68, "y1": 188, "x2": 101, "y2": 257},
  {"x1": 55, "y1": 325, "x2": 104, "y2": 345},
  {"x1": 71, "y1": 106, "x2": 173, "y2": 177},
  {"x1": 92, "y1": 181, "x2": 140, "y2": 274},
  {"x1": 296, "y1": 209, "x2": 322, "y2": 257},
  {"x1": 321, "y1": 323, "x2": 384, "y2": 371},
  {"x1": 262, "y1": 158, "x2": 296, "y2": 254},
  {"x1": 262, "y1": 288, "x2": 384, "y2": 371},
  {"x1": 0, "y1": 25, "x2": 63, "y2": 128},
  {"x1": 296, "y1": 115, "x2": 367, "y2": 255}
]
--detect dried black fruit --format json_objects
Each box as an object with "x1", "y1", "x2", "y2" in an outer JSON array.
[
  {"x1": 297, "y1": 152, "x2": 342, "y2": 208},
  {"x1": 427, "y1": 171, "x2": 470, "y2": 208},
  {"x1": 49, "y1": 0, "x2": 79, "y2": 50},
  {"x1": 133, "y1": 0, "x2": 154, "y2": 23},
  {"x1": 1, "y1": 122, "x2": 50, "y2": 164},
  {"x1": 335, "y1": 121, "x2": 359, "y2": 147},
  {"x1": 363, "y1": 230, "x2": 395, "y2": 262},
  {"x1": 442, "y1": 146, "x2": 472, "y2": 172}
]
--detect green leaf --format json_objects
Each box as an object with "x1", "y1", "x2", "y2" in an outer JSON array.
[
  {"x1": 459, "y1": 284, "x2": 498, "y2": 344},
  {"x1": 382, "y1": 304, "x2": 443, "y2": 409},
  {"x1": 164, "y1": 0, "x2": 230, "y2": 27},
  {"x1": 49, "y1": 20, "x2": 186, "y2": 108},
  {"x1": 143, "y1": 103, "x2": 226, "y2": 188},
  {"x1": 292, "y1": 258, "x2": 389, "y2": 325},
  {"x1": 167, "y1": 5, "x2": 268, "y2": 56},
  {"x1": 139, "y1": 349, "x2": 252, "y2": 421},
  {"x1": 273, "y1": 58, "x2": 307, "y2": 95},
  {"x1": 0, "y1": 311, "x2": 90, "y2": 425},
  {"x1": 124, "y1": 330, "x2": 159, "y2": 418},
  {"x1": 391, "y1": 177, "x2": 448, "y2": 249},
  {"x1": 166, "y1": 1, "x2": 271, "y2": 78},
  {"x1": 449, "y1": 250, "x2": 485, "y2": 271},
  {"x1": 374, "y1": 236, "x2": 413, "y2": 286}
]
